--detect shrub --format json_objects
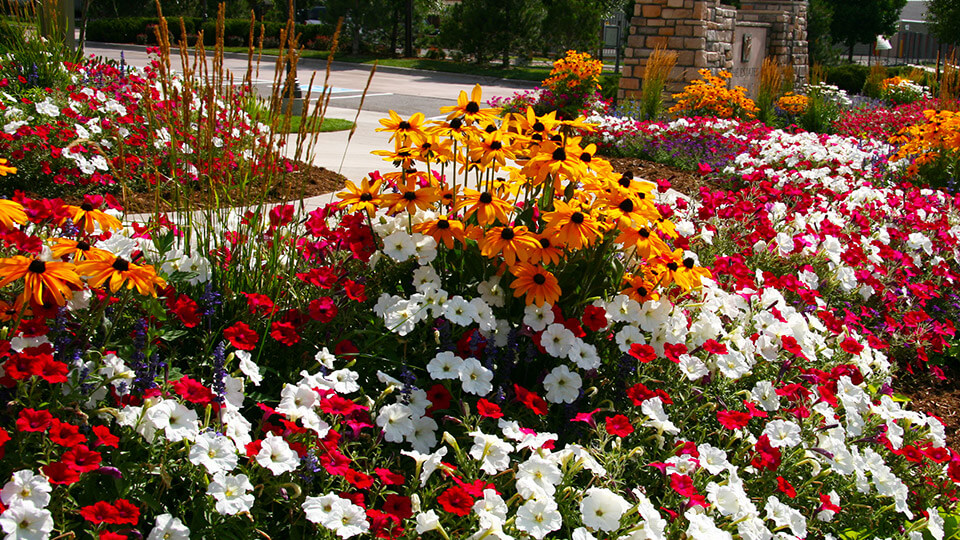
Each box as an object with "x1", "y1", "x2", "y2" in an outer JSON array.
[
  {"x1": 824, "y1": 63, "x2": 869, "y2": 95},
  {"x1": 668, "y1": 69, "x2": 758, "y2": 120}
]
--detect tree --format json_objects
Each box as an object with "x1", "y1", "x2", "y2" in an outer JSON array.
[
  {"x1": 440, "y1": 0, "x2": 544, "y2": 66},
  {"x1": 807, "y1": 0, "x2": 839, "y2": 65},
  {"x1": 825, "y1": 0, "x2": 907, "y2": 60},
  {"x1": 540, "y1": 0, "x2": 623, "y2": 54},
  {"x1": 927, "y1": 0, "x2": 960, "y2": 45}
]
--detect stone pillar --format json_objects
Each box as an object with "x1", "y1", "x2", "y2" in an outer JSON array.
[{"x1": 738, "y1": 0, "x2": 808, "y2": 85}]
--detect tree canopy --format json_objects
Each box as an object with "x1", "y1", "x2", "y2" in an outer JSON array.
[
  {"x1": 825, "y1": 0, "x2": 908, "y2": 50},
  {"x1": 926, "y1": 0, "x2": 960, "y2": 46}
]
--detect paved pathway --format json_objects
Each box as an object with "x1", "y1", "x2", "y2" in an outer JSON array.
[{"x1": 84, "y1": 42, "x2": 538, "y2": 217}]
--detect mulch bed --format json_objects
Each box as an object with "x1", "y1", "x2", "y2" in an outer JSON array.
[{"x1": 41, "y1": 161, "x2": 347, "y2": 214}]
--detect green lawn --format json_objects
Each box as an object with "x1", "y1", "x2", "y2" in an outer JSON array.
[{"x1": 277, "y1": 116, "x2": 354, "y2": 134}]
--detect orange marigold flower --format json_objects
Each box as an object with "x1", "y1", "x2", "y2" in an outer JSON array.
[
  {"x1": 0, "y1": 256, "x2": 83, "y2": 307},
  {"x1": 76, "y1": 256, "x2": 166, "y2": 297},
  {"x1": 510, "y1": 262, "x2": 561, "y2": 307}
]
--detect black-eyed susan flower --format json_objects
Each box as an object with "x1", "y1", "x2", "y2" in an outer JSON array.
[
  {"x1": 601, "y1": 192, "x2": 658, "y2": 231},
  {"x1": 372, "y1": 147, "x2": 417, "y2": 169},
  {"x1": 76, "y1": 255, "x2": 166, "y2": 297},
  {"x1": 414, "y1": 215, "x2": 467, "y2": 249},
  {"x1": 50, "y1": 238, "x2": 112, "y2": 262},
  {"x1": 528, "y1": 233, "x2": 564, "y2": 266},
  {"x1": 0, "y1": 158, "x2": 16, "y2": 176},
  {"x1": 456, "y1": 188, "x2": 514, "y2": 226},
  {"x1": 377, "y1": 110, "x2": 428, "y2": 146},
  {"x1": 0, "y1": 199, "x2": 27, "y2": 231},
  {"x1": 509, "y1": 262, "x2": 561, "y2": 306},
  {"x1": 522, "y1": 139, "x2": 588, "y2": 187},
  {"x1": 0, "y1": 256, "x2": 83, "y2": 306},
  {"x1": 542, "y1": 200, "x2": 604, "y2": 250},
  {"x1": 515, "y1": 107, "x2": 559, "y2": 145},
  {"x1": 337, "y1": 177, "x2": 383, "y2": 217},
  {"x1": 616, "y1": 226, "x2": 671, "y2": 260},
  {"x1": 439, "y1": 84, "x2": 501, "y2": 125},
  {"x1": 468, "y1": 130, "x2": 516, "y2": 169},
  {"x1": 621, "y1": 273, "x2": 659, "y2": 303},
  {"x1": 63, "y1": 200, "x2": 122, "y2": 235},
  {"x1": 479, "y1": 225, "x2": 539, "y2": 266},
  {"x1": 379, "y1": 178, "x2": 439, "y2": 216}
]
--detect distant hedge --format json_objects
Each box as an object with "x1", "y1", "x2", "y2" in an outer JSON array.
[{"x1": 85, "y1": 17, "x2": 334, "y2": 49}]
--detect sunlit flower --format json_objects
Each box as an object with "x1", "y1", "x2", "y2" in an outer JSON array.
[
  {"x1": 440, "y1": 84, "x2": 500, "y2": 125},
  {"x1": 510, "y1": 262, "x2": 561, "y2": 306},
  {"x1": 379, "y1": 177, "x2": 439, "y2": 215},
  {"x1": 0, "y1": 256, "x2": 82, "y2": 307},
  {"x1": 542, "y1": 200, "x2": 604, "y2": 250},
  {"x1": 337, "y1": 177, "x2": 382, "y2": 216},
  {"x1": 63, "y1": 200, "x2": 122, "y2": 234},
  {"x1": 479, "y1": 225, "x2": 539, "y2": 266},
  {"x1": 377, "y1": 110, "x2": 428, "y2": 145},
  {"x1": 456, "y1": 188, "x2": 514, "y2": 226},
  {"x1": 76, "y1": 255, "x2": 166, "y2": 297},
  {"x1": 413, "y1": 215, "x2": 467, "y2": 249},
  {"x1": 0, "y1": 199, "x2": 26, "y2": 230}
]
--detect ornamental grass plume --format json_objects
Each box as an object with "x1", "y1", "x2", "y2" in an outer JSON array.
[
  {"x1": 756, "y1": 57, "x2": 784, "y2": 125},
  {"x1": 640, "y1": 44, "x2": 676, "y2": 121}
]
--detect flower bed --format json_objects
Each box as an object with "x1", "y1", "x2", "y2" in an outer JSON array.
[{"x1": 0, "y1": 52, "x2": 959, "y2": 539}]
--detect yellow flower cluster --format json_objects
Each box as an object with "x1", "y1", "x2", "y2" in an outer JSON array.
[
  {"x1": 669, "y1": 69, "x2": 758, "y2": 120},
  {"x1": 881, "y1": 76, "x2": 906, "y2": 90},
  {"x1": 543, "y1": 50, "x2": 604, "y2": 94},
  {"x1": 776, "y1": 92, "x2": 808, "y2": 116},
  {"x1": 338, "y1": 85, "x2": 710, "y2": 307},
  {"x1": 891, "y1": 109, "x2": 960, "y2": 176}
]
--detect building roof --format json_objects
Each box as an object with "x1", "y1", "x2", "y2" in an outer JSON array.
[{"x1": 901, "y1": 0, "x2": 928, "y2": 22}]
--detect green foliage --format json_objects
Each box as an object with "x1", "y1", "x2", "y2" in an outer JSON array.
[
  {"x1": 825, "y1": 0, "x2": 907, "y2": 50},
  {"x1": 440, "y1": 0, "x2": 545, "y2": 65},
  {"x1": 807, "y1": 0, "x2": 840, "y2": 65},
  {"x1": 825, "y1": 64, "x2": 870, "y2": 94},
  {"x1": 927, "y1": 0, "x2": 960, "y2": 46},
  {"x1": 0, "y1": 11, "x2": 81, "y2": 91}
]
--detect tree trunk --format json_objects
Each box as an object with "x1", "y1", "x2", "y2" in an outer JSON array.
[
  {"x1": 390, "y1": 1, "x2": 399, "y2": 57},
  {"x1": 847, "y1": 43, "x2": 854, "y2": 62},
  {"x1": 78, "y1": 0, "x2": 92, "y2": 53},
  {"x1": 502, "y1": 49, "x2": 509, "y2": 67}
]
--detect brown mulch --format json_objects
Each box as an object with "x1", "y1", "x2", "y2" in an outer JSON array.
[
  {"x1": 42, "y1": 161, "x2": 347, "y2": 214},
  {"x1": 892, "y1": 365, "x2": 960, "y2": 452},
  {"x1": 604, "y1": 156, "x2": 721, "y2": 197}
]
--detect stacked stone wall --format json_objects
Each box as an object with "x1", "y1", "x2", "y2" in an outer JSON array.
[{"x1": 620, "y1": 0, "x2": 807, "y2": 102}]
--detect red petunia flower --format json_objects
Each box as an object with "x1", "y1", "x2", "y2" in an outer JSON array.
[
  {"x1": 0, "y1": 427, "x2": 8, "y2": 459},
  {"x1": 571, "y1": 408, "x2": 601, "y2": 426},
  {"x1": 37, "y1": 357, "x2": 69, "y2": 384},
  {"x1": 374, "y1": 468, "x2": 405, "y2": 486},
  {"x1": 172, "y1": 376, "x2": 215, "y2": 406},
  {"x1": 48, "y1": 419, "x2": 86, "y2": 447},
  {"x1": 605, "y1": 414, "x2": 635, "y2": 437},
  {"x1": 345, "y1": 468, "x2": 374, "y2": 489},
  {"x1": 476, "y1": 398, "x2": 503, "y2": 419},
  {"x1": 99, "y1": 531, "x2": 127, "y2": 540},
  {"x1": 319, "y1": 395, "x2": 359, "y2": 416},
  {"x1": 776, "y1": 476, "x2": 797, "y2": 498},
  {"x1": 628, "y1": 343, "x2": 657, "y2": 363},
  {"x1": 92, "y1": 425, "x2": 120, "y2": 448},
  {"x1": 270, "y1": 321, "x2": 301, "y2": 346},
  {"x1": 839, "y1": 336, "x2": 864, "y2": 355},
  {"x1": 716, "y1": 409, "x2": 752, "y2": 430},
  {"x1": 61, "y1": 444, "x2": 102, "y2": 473},
  {"x1": 16, "y1": 408, "x2": 54, "y2": 432},
  {"x1": 168, "y1": 295, "x2": 201, "y2": 328},
  {"x1": 702, "y1": 339, "x2": 728, "y2": 355},
  {"x1": 425, "y1": 384, "x2": 451, "y2": 412},
  {"x1": 224, "y1": 321, "x2": 259, "y2": 351},
  {"x1": 581, "y1": 304, "x2": 608, "y2": 332},
  {"x1": 381, "y1": 494, "x2": 413, "y2": 521},
  {"x1": 42, "y1": 461, "x2": 80, "y2": 485},
  {"x1": 242, "y1": 292, "x2": 277, "y2": 316},
  {"x1": 662, "y1": 342, "x2": 688, "y2": 363},
  {"x1": 343, "y1": 280, "x2": 367, "y2": 302},
  {"x1": 514, "y1": 384, "x2": 548, "y2": 416},
  {"x1": 110, "y1": 499, "x2": 140, "y2": 525},
  {"x1": 436, "y1": 486, "x2": 474, "y2": 516},
  {"x1": 80, "y1": 501, "x2": 119, "y2": 525},
  {"x1": 669, "y1": 473, "x2": 698, "y2": 498},
  {"x1": 308, "y1": 297, "x2": 338, "y2": 322}
]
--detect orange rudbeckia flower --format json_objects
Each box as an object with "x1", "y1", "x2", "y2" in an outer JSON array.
[
  {"x1": 414, "y1": 215, "x2": 467, "y2": 249},
  {"x1": 63, "y1": 201, "x2": 122, "y2": 234},
  {"x1": 456, "y1": 188, "x2": 514, "y2": 226},
  {"x1": 479, "y1": 225, "x2": 540, "y2": 267},
  {"x1": 439, "y1": 84, "x2": 501, "y2": 126},
  {"x1": 0, "y1": 256, "x2": 83, "y2": 306},
  {"x1": 0, "y1": 199, "x2": 27, "y2": 231},
  {"x1": 509, "y1": 262, "x2": 561, "y2": 307},
  {"x1": 337, "y1": 177, "x2": 383, "y2": 217},
  {"x1": 380, "y1": 178, "x2": 439, "y2": 216},
  {"x1": 76, "y1": 256, "x2": 166, "y2": 297},
  {"x1": 542, "y1": 200, "x2": 604, "y2": 250}
]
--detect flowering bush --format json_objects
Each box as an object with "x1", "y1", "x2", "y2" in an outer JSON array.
[
  {"x1": 776, "y1": 92, "x2": 808, "y2": 117},
  {"x1": 882, "y1": 76, "x2": 931, "y2": 106},
  {"x1": 890, "y1": 108, "x2": 960, "y2": 189},
  {"x1": 669, "y1": 69, "x2": 758, "y2": 120},
  {"x1": 833, "y1": 98, "x2": 935, "y2": 140},
  {"x1": 488, "y1": 51, "x2": 610, "y2": 120}
]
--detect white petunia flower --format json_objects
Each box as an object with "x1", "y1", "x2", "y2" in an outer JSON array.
[
  {"x1": 427, "y1": 351, "x2": 464, "y2": 380},
  {"x1": 762, "y1": 419, "x2": 802, "y2": 449},
  {"x1": 459, "y1": 358, "x2": 494, "y2": 396},
  {"x1": 235, "y1": 350, "x2": 262, "y2": 386},
  {"x1": 444, "y1": 295, "x2": 478, "y2": 326},
  {"x1": 523, "y1": 303, "x2": 554, "y2": 331},
  {"x1": 147, "y1": 514, "x2": 190, "y2": 540},
  {"x1": 580, "y1": 487, "x2": 630, "y2": 532},
  {"x1": 376, "y1": 402, "x2": 416, "y2": 443},
  {"x1": 468, "y1": 431, "x2": 514, "y2": 474},
  {"x1": 515, "y1": 497, "x2": 562, "y2": 540},
  {"x1": 189, "y1": 431, "x2": 239, "y2": 475},
  {"x1": 1, "y1": 471, "x2": 51, "y2": 509},
  {"x1": 207, "y1": 472, "x2": 255, "y2": 515},
  {"x1": 0, "y1": 502, "x2": 54, "y2": 540},
  {"x1": 255, "y1": 433, "x2": 299, "y2": 475},
  {"x1": 540, "y1": 323, "x2": 575, "y2": 358},
  {"x1": 542, "y1": 364, "x2": 582, "y2": 404}
]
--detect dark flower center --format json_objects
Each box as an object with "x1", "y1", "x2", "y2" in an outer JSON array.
[
  {"x1": 683, "y1": 257, "x2": 695, "y2": 269},
  {"x1": 450, "y1": 118, "x2": 463, "y2": 129},
  {"x1": 532, "y1": 121, "x2": 545, "y2": 132},
  {"x1": 112, "y1": 257, "x2": 130, "y2": 272},
  {"x1": 533, "y1": 273, "x2": 546, "y2": 285},
  {"x1": 77, "y1": 241, "x2": 90, "y2": 251},
  {"x1": 437, "y1": 219, "x2": 450, "y2": 229},
  {"x1": 479, "y1": 192, "x2": 493, "y2": 204},
  {"x1": 639, "y1": 228, "x2": 650, "y2": 238},
  {"x1": 618, "y1": 199, "x2": 634, "y2": 212},
  {"x1": 500, "y1": 227, "x2": 515, "y2": 240},
  {"x1": 638, "y1": 192, "x2": 646, "y2": 199},
  {"x1": 422, "y1": 142, "x2": 432, "y2": 150},
  {"x1": 403, "y1": 191, "x2": 417, "y2": 201},
  {"x1": 539, "y1": 237, "x2": 551, "y2": 248},
  {"x1": 552, "y1": 148, "x2": 566, "y2": 161},
  {"x1": 618, "y1": 173, "x2": 633, "y2": 187},
  {"x1": 465, "y1": 102, "x2": 480, "y2": 114},
  {"x1": 637, "y1": 286, "x2": 648, "y2": 297},
  {"x1": 570, "y1": 212, "x2": 584, "y2": 224},
  {"x1": 360, "y1": 193, "x2": 373, "y2": 201},
  {"x1": 489, "y1": 141, "x2": 502, "y2": 151},
  {"x1": 398, "y1": 121, "x2": 411, "y2": 130},
  {"x1": 27, "y1": 260, "x2": 46, "y2": 273},
  {"x1": 549, "y1": 134, "x2": 563, "y2": 143},
  {"x1": 580, "y1": 152, "x2": 592, "y2": 162},
  {"x1": 667, "y1": 262, "x2": 679, "y2": 272},
  {"x1": 531, "y1": 133, "x2": 543, "y2": 142},
  {"x1": 485, "y1": 124, "x2": 497, "y2": 133}
]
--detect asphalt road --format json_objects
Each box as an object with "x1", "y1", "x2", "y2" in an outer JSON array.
[{"x1": 83, "y1": 42, "x2": 539, "y2": 118}]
